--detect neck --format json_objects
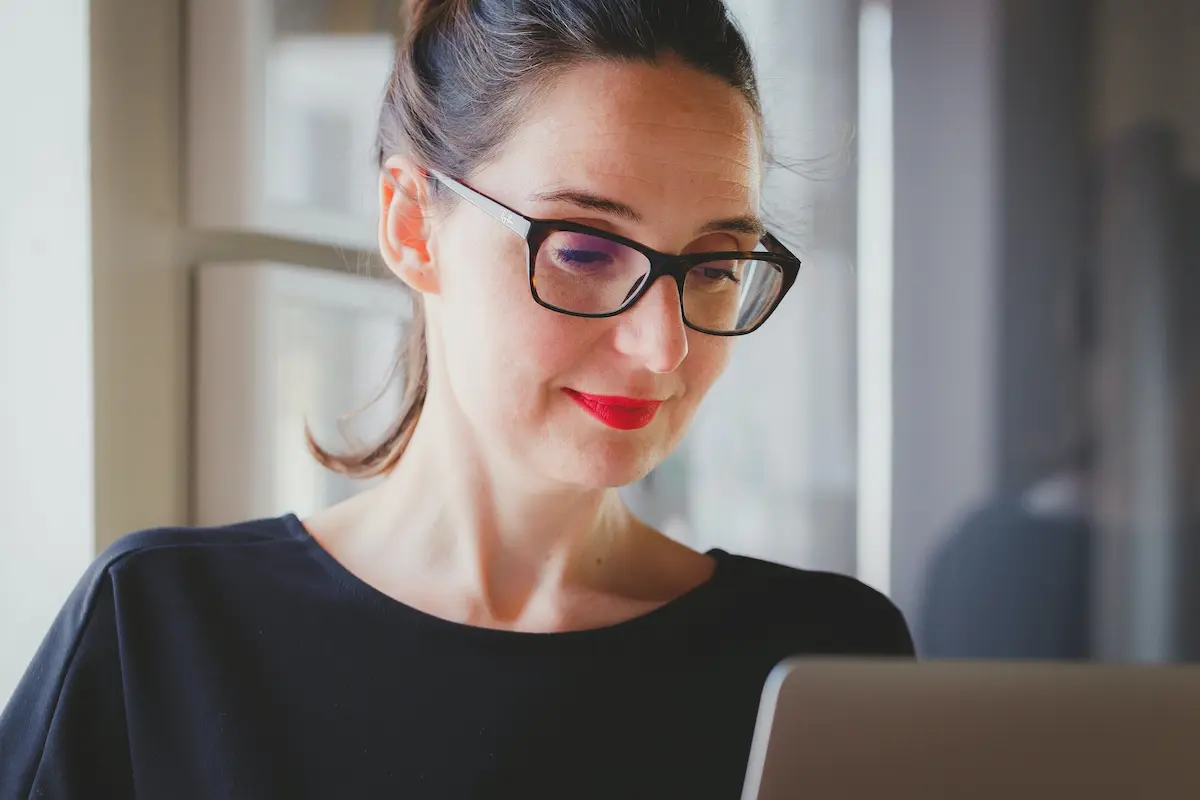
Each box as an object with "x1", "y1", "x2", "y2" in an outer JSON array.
[{"x1": 352, "y1": 384, "x2": 644, "y2": 623}]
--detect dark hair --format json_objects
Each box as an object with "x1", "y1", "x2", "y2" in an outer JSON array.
[{"x1": 309, "y1": 0, "x2": 762, "y2": 477}]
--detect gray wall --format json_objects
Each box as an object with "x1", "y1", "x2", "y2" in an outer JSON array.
[
  {"x1": 891, "y1": 0, "x2": 1099, "y2": 638},
  {"x1": 997, "y1": 0, "x2": 1094, "y2": 492},
  {"x1": 1089, "y1": 0, "x2": 1200, "y2": 662},
  {"x1": 891, "y1": 0, "x2": 1002, "y2": 625}
]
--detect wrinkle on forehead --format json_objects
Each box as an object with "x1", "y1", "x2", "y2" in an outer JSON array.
[
  {"x1": 581, "y1": 170, "x2": 757, "y2": 207},
  {"x1": 533, "y1": 118, "x2": 760, "y2": 171},
  {"x1": 511, "y1": 60, "x2": 762, "y2": 164},
  {"x1": 549, "y1": 155, "x2": 760, "y2": 207},
  {"x1": 555, "y1": 143, "x2": 758, "y2": 175},
  {"x1": 478, "y1": 58, "x2": 764, "y2": 227}
]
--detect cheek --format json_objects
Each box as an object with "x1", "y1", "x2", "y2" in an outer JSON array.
[
  {"x1": 436, "y1": 237, "x2": 590, "y2": 419},
  {"x1": 684, "y1": 335, "x2": 732, "y2": 398},
  {"x1": 669, "y1": 335, "x2": 732, "y2": 427}
]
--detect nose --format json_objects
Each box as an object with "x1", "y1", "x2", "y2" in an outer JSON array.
[{"x1": 612, "y1": 275, "x2": 689, "y2": 373}]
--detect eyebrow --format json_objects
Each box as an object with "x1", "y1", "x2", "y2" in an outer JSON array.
[
  {"x1": 527, "y1": 188, "x2": 767, "y2": 239},
  {"x1": 701, "y1": 214, "x2": 767, "y2": 238}
]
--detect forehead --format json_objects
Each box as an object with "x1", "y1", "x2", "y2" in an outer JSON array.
[{"x1": 484, "y1": 58, "x2": 763, "y2": 214}]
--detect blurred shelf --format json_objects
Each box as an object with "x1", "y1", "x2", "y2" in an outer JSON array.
[{"x1": 187, "y1": 0, "x2": 400, "y2": 250}]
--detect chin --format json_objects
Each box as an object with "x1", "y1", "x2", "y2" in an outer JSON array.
[{"x1": 547, "y1": 430, "x2": 669, "y2": 489}]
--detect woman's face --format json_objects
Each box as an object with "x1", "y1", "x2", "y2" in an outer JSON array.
[{"x1": 416, "y1": 57, "x2": 763, "y2": 488}]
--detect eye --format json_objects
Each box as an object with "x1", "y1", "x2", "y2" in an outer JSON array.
[
  {"x1": 702, "y1": 266, "x2": 739, "y2": 282},
  {"x1": 694, "y1": 264, "x2": 741, "y2": 285},
  {"x1": 551, "y1": 247, "x2": 614, "y2": 272}
]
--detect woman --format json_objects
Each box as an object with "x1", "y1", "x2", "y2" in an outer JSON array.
[{"x1": 0, "y1": 0, "x2": 913, "y2": 797}]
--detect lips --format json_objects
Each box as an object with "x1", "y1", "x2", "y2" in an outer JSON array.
[{"x1": 563, "y1": 389, "x2": 663, "y2": 431}]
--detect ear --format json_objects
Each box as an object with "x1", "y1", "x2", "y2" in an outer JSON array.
[{"x1": 379, "y1": 155, "x2": 440, "y2": 295}]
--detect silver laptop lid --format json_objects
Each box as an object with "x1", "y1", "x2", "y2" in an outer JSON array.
[{"x1": 742, "y1": 658, "x2": 1200, "y2": 800}]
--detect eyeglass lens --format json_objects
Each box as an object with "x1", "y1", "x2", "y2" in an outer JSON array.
[{"x1": 532, "y1": 230, "x2": 784, "y2": 334}]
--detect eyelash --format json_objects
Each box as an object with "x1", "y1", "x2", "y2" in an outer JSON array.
[{"x1": 696, "y1": 266, "x2": 741, "y2": 284}]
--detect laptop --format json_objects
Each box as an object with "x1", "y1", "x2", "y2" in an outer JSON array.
[{"x1": 741, "y1": 658, "x2": 1200, "y2": 800}]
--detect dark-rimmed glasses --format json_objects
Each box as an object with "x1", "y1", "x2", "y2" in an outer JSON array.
[{"x1": 428, "y1": 170, "x2": 801, "y2": 336}]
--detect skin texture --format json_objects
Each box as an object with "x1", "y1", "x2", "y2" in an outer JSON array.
[{"x1": 303, "y1": 56, "x2": 764, "y2": 632}]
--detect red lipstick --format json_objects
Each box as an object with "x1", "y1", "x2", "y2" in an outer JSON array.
[{"x1": 563, "y1": 389, "x2": 663, "y2": 431}]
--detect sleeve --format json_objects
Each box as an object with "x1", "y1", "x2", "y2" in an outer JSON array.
[
  {"x1": 0, "y1": 565, "x2": 135, "y2": 798},
  {"x1": 818, "y1": 572, "x2": 918, "y2": 658},
  {"x1": 862, "y1": 587, "x2": 917, "y2": 658}
]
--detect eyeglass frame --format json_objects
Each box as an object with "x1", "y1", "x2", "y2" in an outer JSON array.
[{"x1": 424, "y1": 169, "x2": 802, "y2": 336}]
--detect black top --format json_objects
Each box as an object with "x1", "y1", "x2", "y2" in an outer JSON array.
[{"x1": 1, "y1": 515, "x2": 913, "y2": 799}]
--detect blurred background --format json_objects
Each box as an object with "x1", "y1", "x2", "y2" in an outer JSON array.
[{"x1": 3, "y1": 0, "x2": 1199, "y2": 704}]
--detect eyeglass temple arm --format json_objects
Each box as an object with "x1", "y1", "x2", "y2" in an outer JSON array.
[
  {"x1": 428, "y1": 170, "x2": 532, "y2": 238},
  {"x1": 760, "y1": 232, "x2": 794, "y2": 257}
]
